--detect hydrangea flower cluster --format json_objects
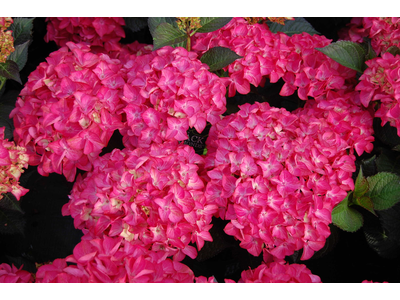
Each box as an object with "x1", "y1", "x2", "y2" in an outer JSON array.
[
  {"x1": 34, "y1": 231, "x2": 323, "y2": 283},
  {"x1": 62, "y1": 141, "x2": 217, "y2": 262},
  {"x1": 120, "y1": 45, "x2": 226, "y2": 149},
  {"x1": 225, "y1": 259, "x2": 321, "y2": 283},
  {"x1": 301, "y1": 90, "x2": 375, "y2": 156},
  {"x1": 34, "y1": 232, "x2": 322, "y2": 283},
  {"x1": 0, "y1": 263, "x2": 33, "y2": 283},
  {"x1": 44, "y1": 17, "x2": 126, "y2": 52},
  {"x1": 339, "y1": 17, "x2": 400, "y2": 55},
  {"x1": 109, "y1": 40, "x2": 154, "y2": 65},
  {"x1": 4, "y1": 17, "x2": 384, "y2": 283},
  {"x1": 204, "y1": 101, "x2": 372, "y2": 260},
  {"x1": 10, "y1": 42, "x2": 126, "y2": 182},
  {"x1": 0, "y1": 17, "x2": 14, "y2": 63},
  {"x1": 10, "y1": 42, "x2": 226, "y2": 180},
  {"x1": 0, "y1": 127, "x2": 29, "y2": 201},
  {"x1": 35, "y1": 234, "x2": 196, "y2": 283},
  {"x1": 192, "y1": 17, "x2": 356, "y2": 100},
  {"x1": 355, "y1": 52, "x2": 400, "y2": 135}
]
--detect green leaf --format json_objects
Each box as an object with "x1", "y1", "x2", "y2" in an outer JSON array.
[
  {"x1": 363, "y1": 203, "x2": 400, "y2": 259},
  {"x1": 354, "y1": 166, "x2": 369, "y2": 199},
  {"x1": 123, "y1": 17, "x2": 148, "y2": 33},
  {"x1": 367, "y1": 172, "x2": 400, "y2": 210},
  {"x1": 0, "y1": 90, "x2": 19, "y2": 140},
  {"x1": 215, "y1": 69, "x2": 230, "y2": 78},
  {"x1": 0, "y1": 77, "x2": 6, "y2": 98},
  {"x1": 7, "y1": 40, "x2": 29, "y2": 71},
  {"x1": 0, "y1": 193, "x2": 25, "y2": 235},
  {"x1": 360, "y1": 155, "x2": 377, "y2": 177},
  {"x1": 9, "y1": 17, "x2": 34, "y2": 46},
  {"x1": 197, "y1": 17, "x2": 232, "y2": 33},
  {"x1": 267, "y1": 17, "x2": 320, "y2": 36},
  {"x1": 376, "y1": 149, "x2": 400, "y2": 176},
  {"x1": 152, "y1": 22, "x2": 187, "y2": 50},
  {"x1": 362, "y1": 38, "x2": 377, "y2": 61},
  {"x1": 0, "y1": 104, "x2": 16, "y2": 140},
  {"x1": 385, "y1": 46, "x2": 400, "y2": 56},
  {"x1": 315, "y1": 41, "x2": 367, "y2": 73},
  {"x1": 1, "y1": 193, "x2": 24, "y2": 213},
  {"x1": 200, "y1": 47, "x2": 242, "y2": 72},
  {"x1": 332, "y1": 192, "x2": 364, "y2": 232},
  {"x1": 148, "y1": 17, "x2": 179, "y2": 37},
  {"x1": 373, "y1": 119, "x2": 400, "y2": 148},
  {"x1": 173, "y1": 40, "x2": 187, "y2": 49},
  {"x1": 0, "y1": 60, "x2": 22, "y2": 84},
  {"x1": 353, "y1": 195, "x2": 377, "y2": 216}
]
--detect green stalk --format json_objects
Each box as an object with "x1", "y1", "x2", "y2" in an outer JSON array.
[
  {"x1": 0, "y1": 77, "x2": 6, "y2": 95},
  {"x1": 186, "y1": 34, "x2": 191, "y2": 52},
  {"x1": 186, "y1": 27, "x2": 191, "y2": 52}
]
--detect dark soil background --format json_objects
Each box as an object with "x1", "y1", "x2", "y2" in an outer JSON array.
[{"x1": 1, "y1": 17, "x2": 399, "y2": 283}]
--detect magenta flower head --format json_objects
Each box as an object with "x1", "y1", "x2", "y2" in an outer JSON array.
[
  {"x1": 120, "y1": 45, "x2": 226, "y2": 149},
  {"x1": 36, "y1": 232, "x2": 196, "y2": 282},
  {"x1": 356, "y1": 52, "x2": 400, "y2": 135},
  {"x1": 45, "y1": 17, "x2": 126, "y2": 53},
  {"x1": 35, "y1": 258, "x2": 89, "y2": 283},
  {"x1": 228, "y1": 258, "x2": 321, "y2": 283},
  {"x1": 10, "y1": 42, "x2": 126, "y2": 181},
  {"x1": 63, "y1": 141, "x2": 217, "y2": 262},
  {"x1": 0, "y1": 263, "x2": 33, "y2": 283},
  {"x1": 340, "y1": 17, "x2": 400, "y2": 55},
  {"x1": 0, "y1": 127, "x2": 29, "y2": 201},
  {"x1": 204, "y1": 101, "x2": 371, "y2": 260},
  {"x1": 301, "y1": 90, "x2": 375, "y2": 157},
  {"x1": 192, "y1": 17, "x2": 279, "y2": 97},
  {"x1": 192, "y1": 17, "x2": 356, "y2": 101},
  {"x1": 66, "y1": 234, "x2": 196, "y2": 282}
]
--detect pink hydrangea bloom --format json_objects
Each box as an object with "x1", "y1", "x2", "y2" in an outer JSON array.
[
  {"x1": 110, "y1": 40, "x2": 154, "y2": 65},
  {"x1": 12, "y1": 42, "x2": 226, "y2": 182},
  {"x1": 226, "y1": 259, "x2": 321, "y2": 283},
  {"x1": 195, "y1": 275, "x2": 218, "y2": 283},
  {"x1": 0, "y1": 127, "x2": 29, "y2": 200},
  {"x1": 192, "y1": 17, "x2": 356, "y2": 101},
  {"x1": 120, "y1": 46, "x2": 226, "y2": 149},
  {"x1": 356, "y1": 52, "x2": 400, "y2": 135},
  {"x1": 0, "y1": 263, "x2": 33, "y2": 283},
  {"x1": 362, "y1": 280, "x2": 389, "y2": 283},
  {"x1": 339, "y1": 17, "x2": 400, "y2": 55},
  {"x1": 300, "y1": 90, "x2": 375, "y2": 156},
  {"x1": 37, "y1": 233, "x2": 196, "y2": 283},
  {"x1": 63, "y1": 141, "x2": 217, "y2": 261},
  {"x1": 35, "y1": 258, "x2": 89, "y2": 283},
  {"x1": 45, "y1": 17, "x2": 126, "y2": 53},
  {"x1": 204, "y1": 101, "x2": 373, "y2": 260},
  {"x1": 10, "y1": 42, "x2": 126, "y2": 181}
]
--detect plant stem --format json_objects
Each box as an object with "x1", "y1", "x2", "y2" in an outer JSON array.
[
  {"x1": 0, "y1": 76, "x2": 6, "y2": 95},
  {"x1": 186, "y1": 27, "x2": 191, "y2": 51},
  {"x1": 186, "y1": 35, "x2": 191, "y2": 52}
]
